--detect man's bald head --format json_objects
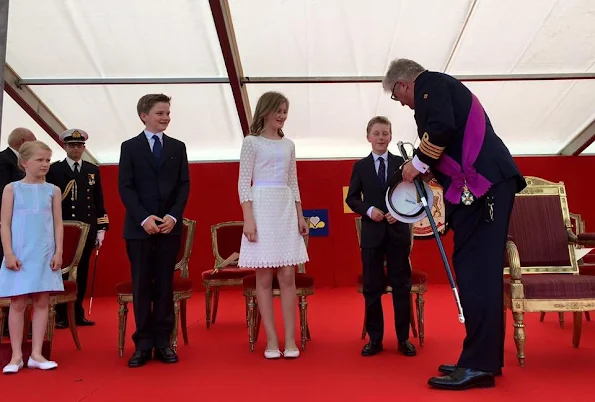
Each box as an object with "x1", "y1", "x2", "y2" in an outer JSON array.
[{"x1": 7, "y1": 127, "x2": 36, "y2": 151}]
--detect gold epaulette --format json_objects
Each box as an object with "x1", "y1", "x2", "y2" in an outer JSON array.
[
  {"x1": 61, "y1": 179, "x2": 77, "y2": 202},
  {"x1": 97, "y1": 214, "x2": 109, "y2": 225},
  {"x1": 419, "y1": 132, "x2": 445, "y2": 160}
]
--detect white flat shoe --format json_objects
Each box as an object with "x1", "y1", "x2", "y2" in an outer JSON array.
[
  {"x1": 264, "y1": 349, "x2": 282, "y2": 359},
  {"x1": 2, "y1": 360, "x2": 24, "y2": 374},
  {"x1": 283, "y1": 348, "x2": 300, "y2": 358},
  {"x1": 27, "y1": 357, "x2": 58, "y2": 370}
]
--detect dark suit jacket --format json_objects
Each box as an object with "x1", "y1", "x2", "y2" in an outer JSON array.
[
  {"x1": 118, "y1": 133, "x2": 190, "y2": 240},
  {"x1": 413, "y1": 71, "x2": 526, "y2": 218},
  {"x1": 345, "y1": 152, "x2": 411, "y2": 249},
  {"x1": 0, "y1": 147, "x2": 24, "y2": 200},
  {"x1": 46, "y1": 159, "x2": 109, "y2": 231}
]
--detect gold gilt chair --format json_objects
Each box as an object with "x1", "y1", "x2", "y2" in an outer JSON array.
[
  {"x1": 202, "y1": 221, "x2": 255, "y2": 329},
  {"x1": 503, "y1": 176, "x2": 595, "y2": 367},
  {"x1": 242, "y1": 217, "x2": 313, "y2": 351},
  {"x1": 540, "y1": 212, "x2": 592, "y2": 326},
  {"x1": 354, "y1": 216, "x2": 427, "y2": 345},
  {"x1": 0, "y1": 220, "x2": 89, "y2": 357},
  {"x1": 116, "y1": 218, "x2": 196, "y2": 356}
]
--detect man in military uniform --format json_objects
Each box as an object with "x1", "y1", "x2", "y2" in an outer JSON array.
[
  {"x1": 46, "y1": 129, "x2": 109, "y2": 328},
  {"x1": 383, "y1": 59, "x2": 526, "y2": 390}
]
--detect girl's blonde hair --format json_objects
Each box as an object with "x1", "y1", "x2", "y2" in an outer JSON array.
[
  {"x1": 249, "y1": 91, "x2": 289, "y2": 137},
  {"x1": 18, "y1": 140, "x2": 52, "y2": 170}
]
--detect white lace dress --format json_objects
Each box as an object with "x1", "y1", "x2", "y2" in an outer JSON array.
[{"x1": 237, "y1": 135, "x2": 309, "y2": 268}]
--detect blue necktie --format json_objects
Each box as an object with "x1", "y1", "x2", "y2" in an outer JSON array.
[
  {"x1": 378, "y1": 157, "x2": 386, "y2": 188},
  {"x1": 152, "y1": 135, "x2": 162, "y2": 160}
]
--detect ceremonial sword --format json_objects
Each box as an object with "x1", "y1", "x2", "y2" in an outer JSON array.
[
  {"x1": 397, "y1": 141, "x2": 465, "y2": 324},
  {"x1": 88, "y1": 247, "x2": 99, "y2": 315}
]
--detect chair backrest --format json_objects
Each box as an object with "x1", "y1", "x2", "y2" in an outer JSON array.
[
  {"x1": 62, "y1": 220, "x2": 90, "y2": 280},
  {"x1": 211, "y1": 221, "x2": 244, "y2": 269},
  {"x1": 210, "y1": 218, "x2": 311, "y2": 272},
  {"x1": 175, "y1": 218, "x2": 196, "y2": 278},
  {"x1": 506, "y1": 176, "x2": 578, "y2": 275}
]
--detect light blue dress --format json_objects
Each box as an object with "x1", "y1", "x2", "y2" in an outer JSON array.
[{"x1": 0, "y1": 181, "x2": 64, "y2": 297}]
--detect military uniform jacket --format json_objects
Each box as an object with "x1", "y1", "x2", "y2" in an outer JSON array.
[
  {"x1": 413, "y1": 71, "x2": 526, "y2": 214},
  {"x1": 46, "y1": 159, "x2": 109, "y2": 231}
]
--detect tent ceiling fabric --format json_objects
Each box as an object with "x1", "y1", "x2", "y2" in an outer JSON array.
[{"x1": 3, "y1": 0, "x2": 595, "y2": 163}]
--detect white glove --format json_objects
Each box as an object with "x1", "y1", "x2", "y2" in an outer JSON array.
[{"x1": 96, "y1": 230, "x2": 106, "y2": 248}]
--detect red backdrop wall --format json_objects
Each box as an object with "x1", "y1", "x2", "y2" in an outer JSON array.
[{"x1": 93, "y1": 156, "x2": 595, "y2": 297}]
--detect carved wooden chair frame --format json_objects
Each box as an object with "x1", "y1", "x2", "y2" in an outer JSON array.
[
  {"x1": 504, "y1": 176, "x2": 595, "y2": 367},
  {"x1": 354, "y1": 216, "x2": 426, "y2": 345},
  {"x1": 117, "y1": 218, "x2": 196, "y2": 356}
]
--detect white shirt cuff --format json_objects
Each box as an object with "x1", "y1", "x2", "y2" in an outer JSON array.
[
  {"x1": 366, "y1": 206, "x2": 374, "y2": 218},
  {"x1": 412, "y1": 155, "x2": 430, "y2": 174}
]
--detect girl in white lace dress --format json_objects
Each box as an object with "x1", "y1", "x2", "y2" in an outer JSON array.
[{"x1": 238, "y1": 91, "x2": 309, "y2": 359}]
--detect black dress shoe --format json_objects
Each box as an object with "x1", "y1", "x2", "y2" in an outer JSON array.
[
  {"x1": 55, "y1": 320, "x2": 68, "y2": 329},
  {"x1": 76, "y1": 317, "x2": 95, "y2": 326},
  {"x1": 154, "y1": 347, "x2": 179, "y2": 363},
  {"x1": 428, "y1": 368, "x2": 495, "y2": 390},
  {"x1": 398, "y1": 340, "x2": 416, "y2": 356},
  {"x1": 438, "y1": 364, "x2": 502, "y2": 376},
  {"x1": 361, "y1": 341, "x2": 383, "y2": 356},
  {"x1": 128, "y1": 349, "x2": 152, "y2": 368}
]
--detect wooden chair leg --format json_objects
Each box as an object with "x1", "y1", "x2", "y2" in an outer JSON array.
[
  {"x1": 410, "y1": 293, "x2": 418, "y2": 338},
  {"x1": 67, "y1": 301, "x2": 81, "y2": 350},
  {"x1": 180, "y1": 299, "x2": 189, "y2": 346},
  {"x1": 299, "y1": 296, "x2": 308, "y2": 351},
  {"x1": 211, "y1": 288, "x2": 220, "y2": 325},
  {"x1": 585, "y1": 311, "x2": 591, "y2": 322},
  {"x1": 23, "y1": 305, "x2": 33, "y2": 344},
  {"x1": 416, "y1": 293, "x2": 425, "y2": 346},
  {"x1": 118, "y1": 301, "x2": 128, "y2": 357},
  {"x1": 247, "y1": 295, "x2": 257, "y2": 351},
  {"x1": 205, "y1": 287, "x2": 213, "y2": 329},
  {"x1": 539, "y1": 312, "x2": 545, "y2": 322},
  {"x1": 171, "y1": 300, "x2": 180, "y2": 353},
  {"x1": 513, "y1": 311, "x2": 526, "y2": 367},
  {"x1": 572, "y1": 311, "x2": 583, "y2": 348},
  {"x1": 558, "y1": 312, "x2": 565, "y2": 328}
]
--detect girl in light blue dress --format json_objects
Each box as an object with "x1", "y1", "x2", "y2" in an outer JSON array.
[{"x1": 0, "y1": 140, "x2": 63, "y2": 374}]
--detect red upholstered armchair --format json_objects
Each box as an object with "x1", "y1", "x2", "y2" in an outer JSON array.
[
  {"x1": 354, "y1": 217, "x2": 427, "y2": 345},
  {"x1": 504, "y1": 177, "x2": 595, "y2": 367},
  {"x1": 0, "y1": 221, "x2": 90, "y2": 356},
  {"x1": 202, "y1": 221, "x2": 255, "y2": 328},
  {"x1": 116, "y1": 218, "x2": 196, "y2": 356}
]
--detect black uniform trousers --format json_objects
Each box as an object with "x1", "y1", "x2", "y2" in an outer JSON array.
[
  {"x1": 450, "y1": 177, "x2": 517, "y2": 373},
  {"x1": 126, "y1": 234, "x2": 181, "y2": 351},
  {"x1": 362, "y1": 237, "x2": 412, "y2": 343},
  {"x1": 57, "y1": 226, "x2": 97, "y2": 321}
]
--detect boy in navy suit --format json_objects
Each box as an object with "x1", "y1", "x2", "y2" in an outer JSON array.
[
  {"x1": 346, "y1": 116, "x2": 416, "y2": 358},
  {"x1": 118, "y1": 94, "x2": 190, "y2": 368}
]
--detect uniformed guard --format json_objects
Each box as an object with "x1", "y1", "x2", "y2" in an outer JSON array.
[
  {"x1": 383, "y1": 58, "x2": 526, "y2": 391},
  {"x1": 46, "y1": 128, "x2": 109, "y2": 328}
]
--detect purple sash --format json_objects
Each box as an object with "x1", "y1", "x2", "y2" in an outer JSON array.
[{"x1": 435, "y1": 93, "x2": 492, "y2": 204}]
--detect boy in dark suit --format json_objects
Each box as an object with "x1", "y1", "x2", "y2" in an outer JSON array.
[
  {"x1": 118, "y1": 94, "x2": 190, "y2": 368},
  {"x1": 346, "y1": 116, "x2": 416, "y2": 358}
]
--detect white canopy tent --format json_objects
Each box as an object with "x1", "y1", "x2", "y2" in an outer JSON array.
[{"x1": 2, "y1": 0, "x2": 595, "y2": 163}]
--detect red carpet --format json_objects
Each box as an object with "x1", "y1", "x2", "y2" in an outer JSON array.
[{"x1": 1, "y1": 285, "x2": 594, "y2": 401}]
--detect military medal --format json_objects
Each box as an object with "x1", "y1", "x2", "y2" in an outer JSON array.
[
  {"x1": 461, "y1": 181, "x2": 474, "y2": 206},
  {"x1": 88, "y1": 173, "x2": 95, "y2": 186}
]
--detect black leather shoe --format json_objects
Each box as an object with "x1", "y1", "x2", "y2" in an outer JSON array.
[
  {"x1": 361, "y1": 341, "x2": 383, "y2": 356},
  {"x1": 128, "y1": 349, "x2": 152, "y2": 368},
  {"x1": 428, "y1": 368, "x2": 495, "y2": 390},
  {"x1": 398, "y1": 340, "x2": 416, "y2": 356},
  {"x1": 438, "y1": 364, "x2": 502, "y2": 376},
  {"x1": 55, "y1": 320, "x2": 68, "y2": 330},
  {"x1": 154, "y1": 347, "x2": 179, "y2": 363},
  {"x1": 76, "y1": 317, "x2": 95, "y2": 326}
]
